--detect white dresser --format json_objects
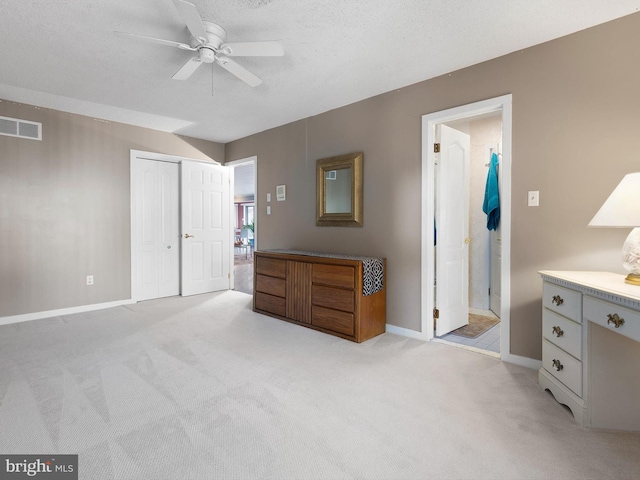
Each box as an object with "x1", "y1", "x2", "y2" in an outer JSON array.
[{"x1": 539, "y1": 271, "x2": 640, "y2": 431}]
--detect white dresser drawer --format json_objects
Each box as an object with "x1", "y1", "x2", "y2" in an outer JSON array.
[
  {"x1": 543, "y1": 282, "x2": 582, "y2": 323},
  {"x1": 542, "y1": 309, "x2": 582, "y2": 360},
  {"x1": 583, "y1": 296, "x2": 640, "y2": 343},
  {"x1": 543, "y1": 340, "x2": 582, "y2": 397}
]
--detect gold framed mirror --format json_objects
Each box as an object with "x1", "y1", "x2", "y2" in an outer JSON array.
[{"x1": 316, "y1": 152, "x2": 363, "y2": 227}]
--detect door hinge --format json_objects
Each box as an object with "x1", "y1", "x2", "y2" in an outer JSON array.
[
  {"x1": 228, "y1": 273, "x2": 230, "y2": 279},
  {"x1": 433, "y1": 308, "x2": 439, "y2": 319},
  {"x1": 434, "y1": 143, "x2": 441, "y2": 153}
]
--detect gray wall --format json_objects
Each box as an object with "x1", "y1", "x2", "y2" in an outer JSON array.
[
  {"x1": 225, "y1": 13, "x2": 640, "y2": 360},
  {"x1": 0, "y1": 100, "x2": 224, "y2": 316}
]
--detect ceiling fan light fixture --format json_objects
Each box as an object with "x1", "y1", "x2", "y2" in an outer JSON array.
[{"x1": 199, "y1": 47, "x2": 215, "y2": 64}]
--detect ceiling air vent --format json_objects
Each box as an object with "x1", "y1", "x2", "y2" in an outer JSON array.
[{"x1": 0, "y1": 116, "x2": 42, "y2": 140}]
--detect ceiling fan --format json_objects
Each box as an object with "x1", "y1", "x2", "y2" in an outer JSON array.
[{"x1": 115, "y1": 0, "x2": 284, "y2": 87}]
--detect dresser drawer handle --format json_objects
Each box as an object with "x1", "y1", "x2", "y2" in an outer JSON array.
[
  {"x1": 551, "y1": 326, "x2": 564, "y2": 337},
  {"x1": 551, "y1": 359, "x2": 564, "y2": 371},
  {"x1": 552, "y1": 295, "x2": 564, "y2": 306},
  {"x1": 607, "y1": 313, "x2": 625, "y2": 328}
]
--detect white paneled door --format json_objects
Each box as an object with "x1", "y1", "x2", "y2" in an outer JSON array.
[
  {"x1": 133, "y1": 159, "x2": 180, "y2": 301},
  {"x1": 181, "y1": 160, "x2": 231, "y2": 296},
  {"x1": 435, "y1": 124, "x2": 471, "y2": 336}
]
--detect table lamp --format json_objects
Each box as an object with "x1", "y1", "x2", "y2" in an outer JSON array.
[{"x1": 588, "y1": 172, "x2": 640, "y2": 285}]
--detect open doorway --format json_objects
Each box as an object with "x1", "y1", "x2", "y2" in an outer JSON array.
[
  {"x1": 421, "y1": 95, "x2": 512, "y2": 360},
  {"x1": 227, "y1": 156, "x2": 257, "y2": 295},
  {"x1": 435, "y1": 113, "x2": 503, "y2": 353}
]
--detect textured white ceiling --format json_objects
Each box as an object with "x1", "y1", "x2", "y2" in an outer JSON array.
[{"x1": 0, "y1": 0, "x2": 638, "y2": 143}]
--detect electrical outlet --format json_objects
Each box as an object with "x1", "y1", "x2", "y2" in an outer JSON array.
[{"x1": 86, "y1": 275, "x2": 94, "y2": 285}]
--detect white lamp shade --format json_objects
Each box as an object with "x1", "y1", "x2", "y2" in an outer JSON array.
[{"x1": 588, "y1": 172, "x2": 640, "y2": 227}]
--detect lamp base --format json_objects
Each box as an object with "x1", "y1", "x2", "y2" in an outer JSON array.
[{"x1": 625, "y1": 273, "x2": 640, "y2": 286}]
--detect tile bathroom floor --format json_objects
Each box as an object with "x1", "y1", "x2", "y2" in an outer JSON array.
[{"x1": 439, "y1": 311, "x2": 500, "y2": 353}]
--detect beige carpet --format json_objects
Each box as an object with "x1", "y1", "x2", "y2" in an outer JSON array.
[
  {"x1": 0, "y1": 291, "x2": 639, "y2": 479},
  {"x1": 451, "y1": 313, "x2": 500, "y2": 338}
]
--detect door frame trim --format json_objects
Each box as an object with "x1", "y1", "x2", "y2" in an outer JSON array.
[
  {"x1": 421, "y1": 95, "x2": 512, "y2": 360},
  {"x1": 129, "y1": 149, "x2": 222, "y2": 302}
]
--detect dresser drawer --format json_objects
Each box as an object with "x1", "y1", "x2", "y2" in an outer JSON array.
[
  {"x1": 543, "y1": 282, "x2": 582, "y2": 323},
  {"x1": 312, "y1": 305, "x2": 355, "y2": 336},
  {"x1": 255, "y1": 292, "x2": 286, "y2": 317},
  {"x1": 256, "y1": 274, "x2": 286, "y2": 298},
  {"x1": 255, "y1": 257, "x2": 286, "y2": 279},
  {"x1": 584, "y1": 296, "x2": 640, "y2": 343},
  {"x1": 543, "y1": 340, "x2": 582, "y2": 397},
  {"x1": 312, "y1": 285, "x2": 354, "y2": 312},
  {"x1": 542, "y1": 309, "x2": 582, "y2": 360},
  {"x1": 312, "y1": 264, "x2": 355, "y2": 289}
]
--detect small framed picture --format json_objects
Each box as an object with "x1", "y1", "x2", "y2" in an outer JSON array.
[{"x1": 276, "y1": 185, "x2": 286, "y2": 201}]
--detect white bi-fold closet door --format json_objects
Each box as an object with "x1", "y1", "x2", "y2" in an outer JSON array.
[
  {"x1": 131, "y1": 153, "x2": 232, "y2": 302},
  {"x1": 133, "y1": 158, "x2": 180, "y2": 301}
]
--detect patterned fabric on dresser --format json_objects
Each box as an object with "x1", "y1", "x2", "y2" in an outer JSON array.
[{"x1": 266, "y1": 250, "x2": 384, "y2": 296}]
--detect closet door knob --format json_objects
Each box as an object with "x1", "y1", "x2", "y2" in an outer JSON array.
[
  {"x1": 184, "y1": 233, "x2": 194, "y2": 239},
  {"x1": 464, "y1": 237, "x2": 471, "y2": 244}
]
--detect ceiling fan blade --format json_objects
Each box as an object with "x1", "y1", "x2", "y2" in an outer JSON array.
[
  {"x1": 172, "y1": 57, "x2": 203, "y2": 80},
  {"x1": 220, "y1": 41, "x2": 284, "y2": 57},
  {"x1": 172, "y1": 0, "x2": 208, "y2": 41},
  {"x1": 114, "y1": 31, "x2": 195, "y2": 51},
  {"x1": 215, "y1": 57, "x2": 262, "y2": 87}
]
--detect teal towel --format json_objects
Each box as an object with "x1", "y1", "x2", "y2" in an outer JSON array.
[{"x1": 482, "y1": 153, "x2": 500, "y2": 230}]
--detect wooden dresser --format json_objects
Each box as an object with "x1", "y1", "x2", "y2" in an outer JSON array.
[
  {"x1": 254, "y1": 250, "x2": 386, "y2": 342},
  {"x1": 539, "y1": 271, "x2": 640, "y2": 430}
]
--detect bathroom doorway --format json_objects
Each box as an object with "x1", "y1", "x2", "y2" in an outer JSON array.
[
  {"x1": 436, "y1": 112, "x2": 503, "y2": 354},
  {"x1": 421, "y1": 95, "x2": 512, "y2": 360}
]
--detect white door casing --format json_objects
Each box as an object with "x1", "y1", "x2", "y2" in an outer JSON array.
[
  {"x1": 132, "y1": 159, "x2": 180, "y2": 301},
  {"x1": 435, "y1": 124, "x2": 471, "y2": 336},
  {"x1": 420, "y1": 94, "x2": 514, "y2": 364},
  {"x1": 181, "y1": 160, "x2": 231, "y2": 296}
]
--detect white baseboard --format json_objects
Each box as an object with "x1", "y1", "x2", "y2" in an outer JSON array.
[
  {"x1": 385, "y1": 324, "x2": 428, "y2": 341},
  {"x1": 386, "y1": 323, "x2": 541, "y2": 370},
  {"x1": 0, "y1": 299, "x2": 136, "y2": 326},
  {"x1": 501, "y1": 352, "x2": 542, "y2": 370}
]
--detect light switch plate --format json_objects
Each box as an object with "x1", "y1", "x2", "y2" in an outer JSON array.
[
  {"x1": 267, "y1": 193, "x2": 271, "y2": 202},
  {"x1": 528, "y1": 191, "x2": 539, "y2": 207},
  {"x1": 267, "y1": 206, "x2": 271, "y2": 215}
]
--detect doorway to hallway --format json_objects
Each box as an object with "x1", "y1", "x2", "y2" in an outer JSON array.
[{"x1": 227, "y1": 156, "x2": 257, "y2": 295}]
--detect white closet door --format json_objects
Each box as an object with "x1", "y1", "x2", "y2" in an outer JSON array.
[
  {"x1": 181, "y1": 160, "x2": 231, "y2": 296},
  {"x1": 134, "y1": 159, "x2": 179, "y2": 301}
]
